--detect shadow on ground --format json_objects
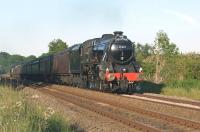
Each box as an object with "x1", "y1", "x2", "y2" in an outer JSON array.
[
  {"x1": 137, "y1": 81, "x2": 165, "y2": 94},
  {"x1": 26, "y1": 81, "x2": 53, "y2": 88}
]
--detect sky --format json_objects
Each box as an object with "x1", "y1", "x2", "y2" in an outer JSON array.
[{"x1": 0, "y1": 0, "x2": 200, "y2": 57}]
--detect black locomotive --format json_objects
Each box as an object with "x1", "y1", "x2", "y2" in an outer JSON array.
[{"x1": 10, "y1": 31, "x2": 142, "y2": 92}]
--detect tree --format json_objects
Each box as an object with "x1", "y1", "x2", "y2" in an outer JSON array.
[
  {"x1": 136, "y1": 43, "x2": 153, "y2": 59},
  {"x1": 153, "y1": 30, "x2": 179, "y2": 56},
  {"x1": 25, "y1": 55, "x2": 37, "y2": 62},
  {"x1": 153, "y1": 30, "x2": 179, "y2": 83},
  {"x1": 48, "y1": 39, "x2": 68, "y2": 54},
  {"x1": 0, "y1": 52, "x2": 27, "y2": 73},
  {"x1": 0, "y1": 52, "x2": 10, "y2": 59},
  {"x1": 0, "y1": 65, "x2": 5, "y2": 74},
  {"x1": 9, "y1": 55, "x2": 25, "y2": 63},
  {"x1": 38, "y1": 53, "x2": 51, "y2": 58}
]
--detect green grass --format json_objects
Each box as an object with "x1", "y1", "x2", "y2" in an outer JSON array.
[
  {"x1": 166, "y1": 79, "x2": 200, "y2": 90},
  {"x1": 161, "y1": 87, "x2": 200, "y2": 100},
  {"x1": 161, "y1": 79, "x2": 200, "y2": 100},
  {"x1": 0, "y1": 86, "x2": 73, "y2": 132},
  {"x1": 138, "y1": 79, "x2": 200, "y2": 100}
]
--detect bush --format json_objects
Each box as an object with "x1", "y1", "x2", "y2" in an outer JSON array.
[{"x1": 46, "y1": 114, "x2": 71, "y2": 132}]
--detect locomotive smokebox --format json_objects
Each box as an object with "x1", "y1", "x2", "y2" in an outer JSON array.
[{"x1": 114, "y1": 31, "x2": 123, "y2": 36}]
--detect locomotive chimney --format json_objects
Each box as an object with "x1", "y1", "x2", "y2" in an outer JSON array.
[{"x1": 114, "y1": 31, "x2": 123, "y2": 36}]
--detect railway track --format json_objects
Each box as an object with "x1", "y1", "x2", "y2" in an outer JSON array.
[
  {"x1": 122, "y1": 94, "x2": 200, "y2": 111},
  {"x1": 37, "y1": 86, "x2": 200, "y2": 131},
  {"x1": 39, "y1": 88, "x2": 160, "y2": 132}
]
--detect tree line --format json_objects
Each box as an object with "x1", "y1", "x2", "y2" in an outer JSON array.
[
  {"x1": 0, "y1": 53, "x2": 37, "y2": 74},
  {"x1": 0, "y1": 39, "x2": 67, "y2": 74}
]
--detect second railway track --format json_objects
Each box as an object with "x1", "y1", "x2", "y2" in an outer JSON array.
[{"x1": 122, "y1": 93, "x2": 200, "y2": 111}]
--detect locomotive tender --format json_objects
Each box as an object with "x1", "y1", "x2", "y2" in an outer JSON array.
[{"x1": 11, "y1": 31, "x2": 142, "y2": 92}]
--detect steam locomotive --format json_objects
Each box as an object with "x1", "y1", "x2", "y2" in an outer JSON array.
[{"x1": 10, "y1": 31, "x2": 142, "y2": 93}]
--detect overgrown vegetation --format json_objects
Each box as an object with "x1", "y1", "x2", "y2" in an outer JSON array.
[
  {"x1": 0, "y1": 86, "x2": 73, "y2": 132},
  {"x1": 136, "y1": 30, "x2": 200, "y2": 99}
]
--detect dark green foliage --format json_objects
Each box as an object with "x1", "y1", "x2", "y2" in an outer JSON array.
[
  {"x1": 0, "y1": 65, "x2": 5, "y2": 74},
  {"x1": 159, "y1": 54, "x2": 200, "y2": 82},
  {"x1": 25, "y1": 55, "x2": 37, "y2": 62},
  {"x1": 184, "y1": 54, "x2": 200, "y2": 80},
  {"x1": 0, "y1": 52, "x2": 36, "y2": 73},
  {"x1": 141, "y1": 61, "x2": 156, "y2": 80},
  {"x1": 39, "y1": 53, "x2": 52, "y2": 58},
  {"x1": 160, "y1": 55, "x2": 183, "y2": 82},
  {"x1": 135, "y1": 43, "x2": 156, "y2": 81},
  {"x1": 38, "y1": 39, "x2": 68, "y2": 58},
  {"x1": 48, "y1": 39, "x2": 68, "y2": 54},
  {"x1": 136, "y1": 43, "x2": 153, "y2": 60}
]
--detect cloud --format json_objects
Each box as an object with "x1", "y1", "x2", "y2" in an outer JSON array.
[{"x1": 163, "y1": 9, "x2": 199, "y2": 26}]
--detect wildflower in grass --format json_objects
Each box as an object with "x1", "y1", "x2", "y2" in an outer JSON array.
[
  {"x1": 47, "y1": 107, "x2": 55, "y2": 115},
  {"x1": 44, "y1": 107, "x2": 55, "y2": 120},
  {"x1": 16, "y1": 101, "x2": 22, "y2": 107},
  {"x1": 31, "y1": 94, "x2": 39, "y2": 99}
]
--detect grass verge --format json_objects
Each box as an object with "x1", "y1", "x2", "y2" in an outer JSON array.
[
  {"x1": 139, "y1": 79, "x2": 200, "y2": 100},
  {"x1": 0, "y1": 86, "x2": 73, "y2": 132},
  {"x1": 161, "y1": 87, "x2": 200, "y2": 100},
  {"x1": 161, "y1": 79, "x2": 200, "y2": 100}
]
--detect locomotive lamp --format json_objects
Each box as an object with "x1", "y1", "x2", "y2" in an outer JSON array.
[
  {"x1": 139, "y1": 67, "x2": 143, "y2": 72},
  {"x1": 121, "y1": 68, "x2": 127, "y2": 73}
]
